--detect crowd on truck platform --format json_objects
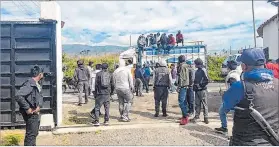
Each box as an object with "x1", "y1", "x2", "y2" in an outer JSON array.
[
  {"x1": 15, "y1": 48, "x2": 279, "y2": 146},
  {"x1": 137, "y1": 30, "x2": 184, "y2": 54}
]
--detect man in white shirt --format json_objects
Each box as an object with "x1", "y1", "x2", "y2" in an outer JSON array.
[
  {"x1": 113, "y1": 59, "x2": 134, "y2": 122},
  {"x1": 87, "y1": 61, "x2": 94, "y2": 95}
]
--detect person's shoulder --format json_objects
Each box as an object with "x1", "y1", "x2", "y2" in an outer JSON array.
[
  {"x1": 22, "y1": 78, "x2": 35, "y2": 87},
  {"x1": 230, "y1": 81, "x2": 243, "y2": 89}
]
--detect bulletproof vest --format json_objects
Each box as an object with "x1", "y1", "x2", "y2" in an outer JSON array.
[
  {"x1": 154, "y1": 67, "x2": 170, "y2": 87},
  {"x1": 232, "y1": 78, "x2": 279, "y2": 145}
]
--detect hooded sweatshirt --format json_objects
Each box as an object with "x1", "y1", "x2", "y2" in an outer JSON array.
[
  {"x1": 113, "y1": 59, "x2": 133, "y2": 90},
  {"x1": 222, "y1": 68, "x2": 275, "y2": 111},
  {"x1": 74, "y1": 64, "x2": 90, "y2": 82}
]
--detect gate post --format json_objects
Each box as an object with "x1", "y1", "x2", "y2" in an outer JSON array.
[{"x1": 40, "y1": 1, "x2": 63, "y2": 127}]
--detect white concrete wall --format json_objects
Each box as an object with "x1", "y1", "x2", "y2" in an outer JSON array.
[
  {"x1": 263, "y1": 18, "x2": 279, "y2": 60},
  {"x1": 40, "y1": 1, "x2": 63, "y2": 126}
]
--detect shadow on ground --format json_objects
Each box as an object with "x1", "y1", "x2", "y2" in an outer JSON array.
[{"x1": 182, "y1": 125, "x2": 229, "y2": 146}]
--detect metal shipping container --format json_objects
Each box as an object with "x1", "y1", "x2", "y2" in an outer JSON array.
[{"x1": 1, "y1": 20, "x2": 57, "y2": 127}]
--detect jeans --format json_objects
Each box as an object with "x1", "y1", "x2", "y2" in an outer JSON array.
[
  {"x1": 178, "y1": 87, "x2": 188, "y2": 117},
  {"x1": 195, "y1": 90, "x2": 208, "y2": 119},
  {"x1": 94, "y1": 95, "x2": 110, "y2": 122},
  {"x1": 186, "y1": 87, "x2": 194, "y2": 114},
  {"x1": 77, "y1": 81, "x2": 89, "y2": 104},
  {"x1": 21, "y1": 111, "x2": 40, "y2": 146},
  {"x1": 116, "y1": 89, "x2": 133, "y2": 118},
  {"x1": 166, "y1": 44, "x2": 174, "y2": 53},
  {"x1": 143, "y1": 77, "x2": 150, "y2": 92},
  {"x1": 135, "y1": 78, "x2": 143, "y2": 96},
  {"x1": 170, "y1": 79, "x2": 177, "y2": 92},
  {"x1": 154, "y1": 86, "x2": 169, "y2": 114},
  {"x1": 219, "y1": 104, "x2": 230, "y2": 128}
]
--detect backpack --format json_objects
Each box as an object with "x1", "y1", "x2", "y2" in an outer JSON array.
[{"x1": 100, "y1": 71, "x2": 111, "y2": 88}]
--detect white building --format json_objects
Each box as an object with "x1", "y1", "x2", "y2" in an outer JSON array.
[{"x1": 257, "y1": 14, "x2": 278, "y2": 60}]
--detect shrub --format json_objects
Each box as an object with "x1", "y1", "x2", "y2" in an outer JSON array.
[
  {"x1": 207, "y1": 56, "x2": 226, "y2": 82},
  {"x1": 1, "y1": 133, "x2": 24, "y2": 146},
  {"x1": 62, "y1": 53, "x2": 119, "y2": 78}
]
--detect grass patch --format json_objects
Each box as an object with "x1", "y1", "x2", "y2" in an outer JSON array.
[{"x1": 1, "y1": 132, "x2": 24, "y2": 146}]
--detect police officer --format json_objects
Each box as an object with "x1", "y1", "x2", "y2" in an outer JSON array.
[
  {"x1": 153, "y1": 60, "x2": 172, "y2": 117},
  {"x1": 15, "y1": 65, "x2": 44, "y2": 146},
  {"x1": 222, "y1": 49, "x2": 278, "y2": 146},
  {"x1": 73, "y1": 59, "x2": 90, "y2": 106}
]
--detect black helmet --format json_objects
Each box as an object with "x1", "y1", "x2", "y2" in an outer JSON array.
[
  {"x1": 178, "y1": 55, "x2": 186, "y2": 63},
  {"x1": 194, "y1": 58, "x2": 203, "y2": 66},
  {"x1": 77, "y1": 59, "x2": 84, "y2": 65}
]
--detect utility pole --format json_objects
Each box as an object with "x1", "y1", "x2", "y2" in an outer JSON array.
[
  {"x1": 252, "y1": 0, "x2": 257, "y2": 48},
  {"x1": 230, "y1": 45, "x2": 232, "y2": 55},
  {"x1": 130, "y1": 35, "x2": 131, "y2": 47}
]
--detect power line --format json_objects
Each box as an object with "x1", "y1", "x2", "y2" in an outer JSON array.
[
  {"x1": 17, "y1": 1, "x2": 40, "y2": 15},
  {"x1": 31, "y1": 0, "x2": 40, "y2": 9}
]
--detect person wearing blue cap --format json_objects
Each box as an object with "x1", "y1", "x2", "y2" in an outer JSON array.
[{"x1": 223, "y1": 49, "x2": 278, "y2": 146}]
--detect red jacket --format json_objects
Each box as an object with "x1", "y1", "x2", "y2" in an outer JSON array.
[
  {"x1": 169, "y1": 36, "x2": 176, "y2": 45},
  {"x1": 176, "y1": 33, "x2": 183, "y2": 40},
  {"x1": 266, "y1": 63, "x2": 279, "y2": 79}
]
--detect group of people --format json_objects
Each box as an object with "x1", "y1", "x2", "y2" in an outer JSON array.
[
  {"x1": 137, "y1": 30, "x2": 184, "y2": 54},
  {"x1": 15, "y1": 47, "x2": 278, "y2": 146}
]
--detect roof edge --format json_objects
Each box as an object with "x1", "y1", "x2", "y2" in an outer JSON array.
[{"x1": 257, "y1": 14, "x2": 278, "y2": 38}]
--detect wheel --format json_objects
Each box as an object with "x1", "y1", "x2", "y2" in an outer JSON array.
[{"x1": 62, "y1": 85, "x2": 66, "y2": 93}]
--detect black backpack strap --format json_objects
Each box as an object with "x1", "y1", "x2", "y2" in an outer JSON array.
[{"x1": 242, "y1": 80, "x2": 255, "y2": 108}]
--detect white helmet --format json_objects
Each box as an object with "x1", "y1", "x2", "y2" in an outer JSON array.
[{"x1": 158, "y1": 60, "x2": 167, "y2": 67}]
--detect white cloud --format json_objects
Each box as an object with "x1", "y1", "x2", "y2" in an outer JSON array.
[{"x1": 1, "y1": 1, "x2": 277, "y2": 51}]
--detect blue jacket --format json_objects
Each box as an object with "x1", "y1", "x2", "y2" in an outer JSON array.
[
  {"x1": 222, "y1": 68, "x2": 274, "y2": 112},
  {"x1": 135, "y1": 68, "x2": 144, "y2": 79},
  {"x1": 144, "y1": 67, "x2": 151, "y2": 77}
]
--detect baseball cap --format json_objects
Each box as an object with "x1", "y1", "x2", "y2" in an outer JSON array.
[
  {"x1": 237, "y1": 48, "x2": 266, "y2": 66},
  {"x1": 186, "y1": 60, "x2": 192, "y2": 65}
]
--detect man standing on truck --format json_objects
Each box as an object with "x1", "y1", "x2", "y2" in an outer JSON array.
[
  {"x1": 92, "y1": 63, "x2": 114, "y2": 126},
  {"x1": 191, "y1": 58, "x2": 209, "y2": 124},
  {"x1": 160, "y1": 33, "x2": 168, "y2": 54},
  {"x1": 15, "y1": 65, "x2": 44, "y2": 146},
  {"x1": 74, "y1": 59, "x2": 90, "y2": 106}
]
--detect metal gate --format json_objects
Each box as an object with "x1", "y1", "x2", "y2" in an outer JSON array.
[{"x1": 1, "y1": 21, "x2": 57, "y2": 127}]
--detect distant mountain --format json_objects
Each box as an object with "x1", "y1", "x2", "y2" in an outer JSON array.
[{"x1": 62, "y1": 44, "x2": 129, "y2": 55}]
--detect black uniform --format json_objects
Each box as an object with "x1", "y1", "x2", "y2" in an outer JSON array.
[
  {"x1": 230, "y1": 79, "x2": 279, "y2": 146},
  {"x1": 16, "y1": 78, "x2": 43, "y2": 146},
  {"x1": 193, "y1": 67, "x2": 209, "y2": 119},
  {"x1": 153, "y1": 66, "x2": 171, "y2": 116},
  {"x1": 93, "y1": 70, "x2": 114, "y2": 122}
]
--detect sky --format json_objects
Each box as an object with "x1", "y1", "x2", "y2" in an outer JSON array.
[{"x1": 1, "y1": 1, "x2": 278, "y2": 52}]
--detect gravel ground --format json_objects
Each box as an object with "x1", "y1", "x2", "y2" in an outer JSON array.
[
  {"x1": 37, "y1": 125, "x2": 229, "y2": 146},
  {"x1": 34, "y1": 85, "x2": 232, "y2": 146}
]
